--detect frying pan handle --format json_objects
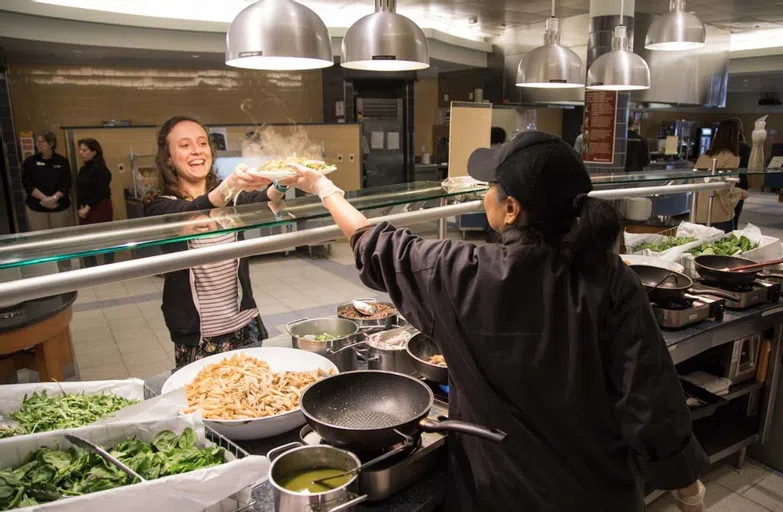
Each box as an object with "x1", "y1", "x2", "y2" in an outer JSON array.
[
  {"x1": 327, "y1": 340, "x2": 365, "y2": 355},
  {"x1": 351, "y1": 343, "x2": 377, "y2": 362},
  {"x1": 266, "y1": 442, "x2": 302, "y2": 462},
  {"x1": 285, "y1": 318, "x2": 309, "y2": 335},
  {"x1": 418, "y1": 418, "x2": 507, "y2": 443}
]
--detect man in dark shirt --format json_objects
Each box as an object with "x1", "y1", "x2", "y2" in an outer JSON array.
[
  {"x1": 625, "y1": 120, "x2": 649, "y2": 172},
  {"x1": 21, "y1": 131, "x2": 73, "y2": 231}
]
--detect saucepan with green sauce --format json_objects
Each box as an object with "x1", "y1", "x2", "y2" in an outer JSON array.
[{"x1": 267, "y1": 442, "x2": 367, "y2": 511}]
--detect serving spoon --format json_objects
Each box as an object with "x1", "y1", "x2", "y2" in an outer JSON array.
[{"x1": 352, "y1": 299, "x2": 377, "y2": 316}]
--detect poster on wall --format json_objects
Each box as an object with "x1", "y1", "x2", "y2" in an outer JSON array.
[
  {"x1": 19, "y1": 131, "x2": 34, "y2": 161},
  {"x1": 582, "y1": 90, "x2": 617, "y2": 164},
  {"x1": 208, "y1": 127, "x2": 228, "y2": 151}
]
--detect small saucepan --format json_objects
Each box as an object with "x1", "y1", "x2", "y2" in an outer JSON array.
[{"x1": 406, "y1": 333, "x2": 448, "y2": 385}]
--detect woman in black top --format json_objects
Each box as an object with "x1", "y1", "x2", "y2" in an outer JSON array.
[
  {"x1": 733, "y1": 117, "x2": 752, "y2": 227},
  {"x1": 291, "y1": 132, "x2": 708, "y2": 512},
  {"x1": 144, "y1": 116, "x2": 294, "y2": 367},
  {"x1": 76, "y1": 138, "x2": 114, "y2": 266},
  {"x1": 21, "y1": 131, "x2": 73, "y2": 231}
]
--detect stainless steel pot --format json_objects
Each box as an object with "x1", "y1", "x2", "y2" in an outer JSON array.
[
  {"x1": 286, "y1": 318, "x2": 361, "y2": 372},
  {"x1": 267, "y1": 443, "x2": 367, "y2": 512},
  {"x1": 336, "y1": 299, "x2": 398, "y2": 332},
  {"x1": 354, "y1": 327, "x2": 417, "y2": 375}
]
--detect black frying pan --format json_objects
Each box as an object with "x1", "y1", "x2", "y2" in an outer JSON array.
[
  {"x1": 406, "y1": 334, "x2": 448, "y2": 385},
  {"x1": 631, "y1": 265, "x2": 740, "y2": 303},
  {"x1": 694, "y1": 255, "x2": 764, "y2": 288},
  {"x1": 300, "y1": 371, "x2": 506, "y2": 450}
]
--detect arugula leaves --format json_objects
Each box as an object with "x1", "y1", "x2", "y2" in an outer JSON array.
[
  {"x1": 632, "y1": 236, "x2": 697, "y2": 253},
  {"x1": 0, "y1": 429, "x2": 224, "y2": 510},
  {"x1": 0, "y1": 391, "x2": 138, "y2": 439}
]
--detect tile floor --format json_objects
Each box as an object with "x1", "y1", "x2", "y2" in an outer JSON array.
[{"x1": 19, "y1": 193, "x2": 783, "y2": 509}]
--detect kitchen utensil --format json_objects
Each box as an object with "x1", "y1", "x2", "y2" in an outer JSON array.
[
  {"x1": 301, "y1": 371, "x2": 506, "y2": 451},
  {"x1": 694, "y1": 255, "x2": 765, "y2": 287},
  {"x1": 723, "y1": 257, "x2": 783, "y2": 273},
  {"x1": 161, "y1": 347, "x2": 338, "y2": 440},
  {"x1": 631, "y1": 265, "x2": 740, "y2": 303},
  {"x1": 65, "y1": 434, "x2": 146, "y2": 482},
  {"x1": 354, "y1": 327, "x2": 417, "y2": 375},
  {"x1": 336, "y1": 299, "x2": 398, "y2": 331},
  {"x1": 267, "y1": 443, "x2": 367, "y2": 512},
  {"x1": 286, "y1": 318, "x2": 361, "y2": 372},
  {"x1": 351, "y1": 300, "x2": 377, "y2": 316},
  {"x1": 406, "y1": 333, "x2": 448, "y2": 384}
]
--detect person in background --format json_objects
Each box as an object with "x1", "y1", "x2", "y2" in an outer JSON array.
[
  {"x1": 625, "y1": 119, "x2": 649, "y2": 172},
  {"x1": 574, "y1": 124, "x2": 584, "y2": 156},
  {"x1": 76, "y1": 138, "x2": 114, "y2": 267},
  {"x1": 490, "y1": 127, "x2": 507, "y2": 148},
  {"x1": 144, "y1": 116, "x2": 294, "y2": 367},
  {"x1": 290, "y1": 132, "x2": 708, "y2": 512},
  {"x1": 21, "y1": 131, "x2": 73, "y2": 231},
  {"x1": 693, "y1": 119, "x2": 749, "y2": 233},
  {"x1": 733, "y1": 117, "x2": 752, "y2": 227}
]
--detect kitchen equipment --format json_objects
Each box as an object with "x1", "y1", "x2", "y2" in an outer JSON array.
[
  {"x1": 161, "y1": 347, "x2": 338, "y2": 440},
  {"x1": 355, "y1": 327, "x2": 417, "y2": 375},
  {"x1": 286, "y1": 318, "x2": 361, "y2": 372},
  {"x1": 65, "y1": 434, "x2": 146, "y2": 482},
  {"x1": 351, "y1": 300, "x2": 377, "y2": 316},
  {"x1": 651, "y1": 295, "x2": 725, "y2": 329},
  {"x1": 692, "y1": 280, "x2": 781, "y2": 310},
  {"x1": 300, "y1": 371, "x2": 506, "y2": 451},
  {"x1": 406, "y1": 333, "x2": 448, "y2": 385},
  {"x1": 298, "y1": 399, "x2": 449, "y2": 502},
  {"x1": 336, "y1": 299, "x2": 398, "y2": 332},
  {"x1": 267, "y1": 443, "x2": 367, "y2": 512},
  {"x1": 694, "y1": 255, "x2": 764, "y2": 287},
  {"x1": 631, "y1": 265, "x2": 739, "y2": 303},
  {"x1": 724, "y1": 257, "x2": 783, "y2": 273}
]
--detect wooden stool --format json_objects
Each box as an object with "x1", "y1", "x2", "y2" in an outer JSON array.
[{"x1": 0, "y1": 307, "x2": 73, "y2": 382}]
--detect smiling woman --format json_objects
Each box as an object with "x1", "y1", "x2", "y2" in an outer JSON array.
[{"x1": 143, "y1": 115, "x2": 295, "y2": 368}]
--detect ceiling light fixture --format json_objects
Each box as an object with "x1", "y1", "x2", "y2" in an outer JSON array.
[
  {"x1": 225, "y1": 0, "x2": 333, "y2": 71},
  {"x1": 645, "y1": 0, "x2": 706, "y2": 51},
  {"x1": 342, "y1": 0, "x2": 429, "y2": 71},
  {"x1": 586, "y1": 0, "x2": 651, "y2": 92},
  {"x1": 515, "y1": 0, "x2": 584, "y2": 89}
]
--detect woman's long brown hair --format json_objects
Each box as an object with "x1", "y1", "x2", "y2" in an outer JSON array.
[
  {"x1": 706, "y1": 119, "x2": 740, "y2": 158},
  {"x1": 146, "y1": 116, "x2": 220, "y2": 204}
]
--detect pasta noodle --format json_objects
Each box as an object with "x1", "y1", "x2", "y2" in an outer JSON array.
[{"x1": 183, "y1": 353, "x2": 333, "y2": 420}]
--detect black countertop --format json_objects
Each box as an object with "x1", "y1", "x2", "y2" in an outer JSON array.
[{"x1": 0, "y1": 292, "x2": 77, "y2": 333}]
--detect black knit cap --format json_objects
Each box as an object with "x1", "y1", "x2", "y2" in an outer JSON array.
[{"x1": 468, "y1": 131, "x2": 593, "y2": 223}]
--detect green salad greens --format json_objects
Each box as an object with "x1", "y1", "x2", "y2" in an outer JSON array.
[
  {"x1": 0, "y1": 391, "x2": 139, "y2": 439},
  {"x1": 0, "y1": 428, "x2": 224, "y2": 510},
  {"x1": 688, "y1": 234, "x2": 758, "y2": 257},
  {"x1": 314, "y1": 333, "x2": 337, "y2": 342},
  {"x1": 632, "y1": 236, "x2": 697, "y2": 253}
]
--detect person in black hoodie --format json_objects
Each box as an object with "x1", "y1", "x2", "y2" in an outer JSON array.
[
  {"x1": 290, "y1": 132, "x2": 708, "y2": 512},
  {"x1": 21, "y1": 131, "x2": 73, "y2": 231},
  {"x1": 144, "y1": 116, "x2": 293, "y2": 367},
  {"x1": 76, "y1": 138, "x2": 114, "y2": 266}
]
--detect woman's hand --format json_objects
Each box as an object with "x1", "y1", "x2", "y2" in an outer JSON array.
[
  {"x1": 290, "y1": 164, "x2": 328, "y2": 195},
  {"x1": 40, "y1": 196, "x2": 58, "y2": 209},
  {"x1": 741, "y1": 189, "x2": 750, "y2": 200},
  {"x1": 228, "y1": 164, "x2": 273, "y2": 191},
  {"x1": 78, "y1": 205, "x2": 90, "y2": 219}
]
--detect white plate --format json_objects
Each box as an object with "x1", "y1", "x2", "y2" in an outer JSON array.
[
  {"x1": 161, "y1": 347, "x2": 338, "y2": 440},
  {"x1": 248, "y1": 166, "x2": 337, "y2": 181},
  {"x1": 621, "y1": 254, "x2": 685, "y2": 273}
]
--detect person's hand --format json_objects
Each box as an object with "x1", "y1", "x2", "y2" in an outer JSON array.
[
  {"x1": 78, "y1": 206, "x2": 90, "y2": 219},
  {"x1": 741, "y1": 189, "x2": 750, "y2": 200},
  {"x1": 229, "y1": 164, "x2": 273, "y2": 191},
  {"x1": 40, "y1": 196, "x2": 58, "y2": 209},
  {"x1": 672, "y1": 481, "x2": 705, "y2": 512},
  {"x1": 288, "y1": 163, "x2": 327, "y2": 194}
]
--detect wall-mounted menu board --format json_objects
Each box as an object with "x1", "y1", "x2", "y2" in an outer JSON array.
[
  {"x1": 448, "y1": 102, "x2": 492, "y2": 178},
  {"x1": 582, "y1": 90, "x2": 618, "y2": 164}
]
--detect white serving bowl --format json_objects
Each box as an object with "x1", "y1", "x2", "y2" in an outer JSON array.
[{"x1": 161, "y1": 347, "x2": 338, "y2": 440}]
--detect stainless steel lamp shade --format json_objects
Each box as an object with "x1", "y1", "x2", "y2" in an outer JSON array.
[
  {"x1": 645, "y1": 0, "x2": 706, "y2": 51},
  {"x1": 226, "y1": 0, "x2": 334, "y2": 71},
  {"x1": 516, "y1": 17, "x2": 584, "y2": 88},
  {"x1": 587, "y1": 26, "x2": 651, "y2": 91},
  {"x1": 341, "y1": 0, "x2": 429, "y2": 71}
]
